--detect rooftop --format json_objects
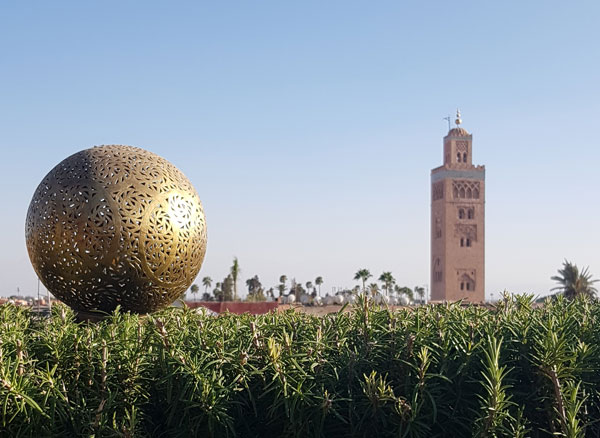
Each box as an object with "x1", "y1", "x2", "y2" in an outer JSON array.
[{"x1": 447, "y1": 127, "x2": 470, "y2": 136}]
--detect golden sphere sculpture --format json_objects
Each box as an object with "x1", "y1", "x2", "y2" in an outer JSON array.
[{"x1": 25, "y1": 145, "x2": 207, "y2": 315}]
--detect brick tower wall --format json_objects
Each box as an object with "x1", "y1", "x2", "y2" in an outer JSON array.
[{"x1": 431, "y1": 130, "x2": 485, "y2": 302}]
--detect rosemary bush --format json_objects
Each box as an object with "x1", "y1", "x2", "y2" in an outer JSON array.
[{"x1": 1, "y1": 294, "x2": 599, "y2": 437}]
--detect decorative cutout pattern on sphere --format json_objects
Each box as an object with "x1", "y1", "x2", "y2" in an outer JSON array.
[{"x1": 25, "y1": 145, "x2": 207, "y2": 314}]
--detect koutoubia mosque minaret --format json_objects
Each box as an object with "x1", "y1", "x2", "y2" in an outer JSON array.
[{"x1": 431, "y1": 110, "x2": 485, "y2": 302}]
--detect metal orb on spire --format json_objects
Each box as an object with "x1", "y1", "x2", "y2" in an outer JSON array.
[
  {"x1": 455, "y1": 109, "x2": 462, "y2": 126},
  {"x1": 25, "y1": 145, "x2": 207, "y2": 316}
]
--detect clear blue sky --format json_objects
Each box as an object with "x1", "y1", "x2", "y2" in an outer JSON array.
[{"x1": 1, "y1": 1, "x2": 598, "y2": 299}]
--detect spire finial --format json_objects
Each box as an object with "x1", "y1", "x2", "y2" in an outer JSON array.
[{"x1": 455, "y1": 109, "x2": 462, "y2": 126}]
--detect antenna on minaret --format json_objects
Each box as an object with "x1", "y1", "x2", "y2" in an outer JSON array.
[
  {"x1": 455, "y1": 109, "x2": 462, "y2": 127},
  {"x1": 443, "y1": 115, "x2": 451, "y2": 131}
]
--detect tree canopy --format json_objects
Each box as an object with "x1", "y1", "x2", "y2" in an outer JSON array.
[{"x1": 551, "y1": 260, "x2": 597, "y2": 299}]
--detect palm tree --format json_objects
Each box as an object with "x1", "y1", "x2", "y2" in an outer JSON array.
[
  {"x1": 190, "y1": 283, "x2": 199, "y2": 301},
  {"x1": 354, "y1": 269, "x2": 372, "y2": 292},
  {"x1": 221, "y1": 275, "x2": 234, "y2": 301},
  {"x1": 292, "y1": 280, "x2": 305, "y2": 297},
  {"x1": 289, "y1": 278, "x2": 298, "y2": 296},
  {"x1": 202, "y1": 276, "x2": 212, "y2": 295},
  {"x1": 231, "y1": 257, "x2": 240, "y2": 301},
  {"x1": 368, "y1": 283, "x2": 379, "y2": 297},
  {"x1": 414, "y1": 286, "x2": 425, "y2": 304},
  {"x1": 315, "y1": 276, "x2": 323, "y2": 296},
  {"x1": 395, "y1": 286, "x2": 414, "y2": 301},
  {"x1": 378, "y1": 272, "x2": 395, "y2": 296},
  {"x1": 246, "y1": 275, "x2": 263, "y2": 300},
  {"x1": 277, "y1": 283, "x2": 286, "y2": 298},
  {"x1": 551, "y1": 260, "x2": 598, "y2": 299},
  {"x1": 279, "y1": 275, "x2": 287, "y2": 296},
  {"x1": 213, "y1": 282, "x2": 222, "y2": 301},
  {"x1": 305, "y1": 281, "x2": 313, "y2": 293}
]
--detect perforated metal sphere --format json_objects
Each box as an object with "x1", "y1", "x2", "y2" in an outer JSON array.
[{"x1": 25, "y1": 145, "x2": 207, "y2": 314}]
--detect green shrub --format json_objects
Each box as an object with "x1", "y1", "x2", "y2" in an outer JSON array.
[{"x1": 1, "y1": 294, "x2": 599, "y2": 437}]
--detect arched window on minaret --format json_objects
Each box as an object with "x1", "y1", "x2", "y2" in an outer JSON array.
[
  {"x1": 463, "y1": 152, "x2": 467, "y2": 162},
  {"x1": 459, "y1": 273, "x2": 476, "y2": 292},
  {"x1": 433, "y1": 258, "x2": 442, "y2": 282},
  {"x1": 457, "y1": 152, "x2": 461, "y2": 162}
]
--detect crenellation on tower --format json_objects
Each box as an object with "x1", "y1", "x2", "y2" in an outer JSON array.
[{"x1": 431, "y1": 111, "x2": 485, "y2": 302}]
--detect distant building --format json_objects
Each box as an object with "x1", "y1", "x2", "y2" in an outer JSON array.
[{"x1": 431, "y1": 111, "x2": 485, "y2": 302}]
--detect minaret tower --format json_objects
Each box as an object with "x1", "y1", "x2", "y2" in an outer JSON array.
[{"x1": 431, "y1": 110, "x2": 485, "y2": 302}]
